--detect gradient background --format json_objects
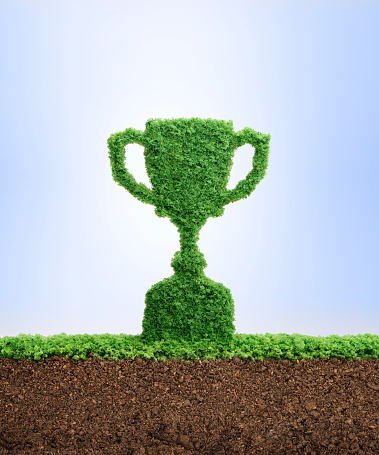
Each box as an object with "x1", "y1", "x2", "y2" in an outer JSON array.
[{"x1": 1, "y1": 0, "x2": 378, "y2": 339}]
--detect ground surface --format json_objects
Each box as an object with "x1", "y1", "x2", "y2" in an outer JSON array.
[{"x1": 0, "y1": 355, "x2": 378, "y2": 454}]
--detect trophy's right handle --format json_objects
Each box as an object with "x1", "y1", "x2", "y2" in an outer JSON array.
[
  {"x1": 221, "y1": 127, "x2": 271, "y2": 206},
  {"x1": 107, "y1": 128, "x2": 156, "y2": 207}
]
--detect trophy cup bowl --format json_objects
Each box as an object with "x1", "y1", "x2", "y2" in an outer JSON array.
[{"x1": 107, "y1": 117, "x2": 271, "y2": 345}]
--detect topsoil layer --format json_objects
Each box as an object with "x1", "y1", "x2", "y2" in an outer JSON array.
[{"x1": 0, "y1": 355, "x2": 378, "y2": 455}]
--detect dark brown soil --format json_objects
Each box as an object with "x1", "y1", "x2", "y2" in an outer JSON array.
[{"x1": 0, "y1": 355, "x2": 378, "y2": 454}]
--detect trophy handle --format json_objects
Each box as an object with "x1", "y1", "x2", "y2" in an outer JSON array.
[
  {"x1": 107, "y1": 128, "x2": 156, "y2": 207},
  {"x1": 221, "y1": 127, "x2": 271, "y2": 206}
]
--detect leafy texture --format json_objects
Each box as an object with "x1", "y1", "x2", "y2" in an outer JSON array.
[{"x1": 107, "y1": 117, "x2": 271, "y2": 344}]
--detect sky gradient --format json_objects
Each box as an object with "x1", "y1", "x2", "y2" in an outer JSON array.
[{"x1": 1, "y1": 0, "x2": 378, "y2": 339}]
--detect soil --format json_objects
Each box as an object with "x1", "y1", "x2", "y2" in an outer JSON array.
[{"x1": 0, "y1": 354, "x2": 378, "y2": 455}]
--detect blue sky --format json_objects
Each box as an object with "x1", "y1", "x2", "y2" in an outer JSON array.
[{"x1": 1, "y1": 0, "x2": 378, "y2": 339}]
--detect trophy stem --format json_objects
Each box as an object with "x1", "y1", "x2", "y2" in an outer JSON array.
[
  {"x1": 179, "y1": 225, "x2": 201, "y2": 249},
  {"x1": 170, "y1": 225, "x2": 207, "y2": 279}
]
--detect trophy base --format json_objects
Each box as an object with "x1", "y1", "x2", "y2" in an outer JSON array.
[{"x1": 140, "y1": 273, "x2": 236, "y2": 345}]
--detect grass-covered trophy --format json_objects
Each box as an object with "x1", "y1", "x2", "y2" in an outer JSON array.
[{"x1": 107, "y1": 117, "x2": 271, "y2": 345}]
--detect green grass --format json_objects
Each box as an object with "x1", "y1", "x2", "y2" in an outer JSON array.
[{"x1": 0, "y1": 332, "x2": 378, "y2": 363}]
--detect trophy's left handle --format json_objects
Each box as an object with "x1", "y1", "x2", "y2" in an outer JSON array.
[
  {"x1": 107, "y1": 128, "x2": 156, "y2": 207},
  {"x1": 221, "y1": 127, "x2": 271, "y2": 206}
]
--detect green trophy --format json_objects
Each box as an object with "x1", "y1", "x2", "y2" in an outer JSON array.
[{"x1": 107, "y1": 117, "x2": 271, "y2": 345}]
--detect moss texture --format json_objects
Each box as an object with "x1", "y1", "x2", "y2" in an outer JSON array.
[{"x1": 107, "y1": 117, "x2": 271, "y2": 344}]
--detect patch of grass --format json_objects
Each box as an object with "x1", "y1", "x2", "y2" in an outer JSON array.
[{"x1": 0, "y1": 332, "x2": 378, "y2": 363}]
